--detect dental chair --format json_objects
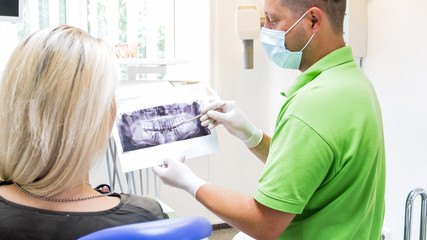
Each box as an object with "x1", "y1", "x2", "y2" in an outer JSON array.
[{"x1": 78, "y1": 216, "x2": 213, "y2": 240}]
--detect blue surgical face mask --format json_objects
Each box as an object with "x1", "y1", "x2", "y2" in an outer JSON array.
[{"x1": 261, "y1": 11, "x2": 316, "y2": 69}]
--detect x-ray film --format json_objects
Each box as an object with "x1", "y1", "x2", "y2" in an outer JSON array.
[{"x1": 112, "y1": 83, "x2": 219, "y2": 172}]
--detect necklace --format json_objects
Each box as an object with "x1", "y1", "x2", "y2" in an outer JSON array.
[{"x1": 14, "y1": 182, "x2": 114, "y2": 202}]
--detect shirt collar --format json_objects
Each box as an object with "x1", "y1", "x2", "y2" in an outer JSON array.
[{"x1": 281, "y1": 46, "x2": 354, "y2": 97}]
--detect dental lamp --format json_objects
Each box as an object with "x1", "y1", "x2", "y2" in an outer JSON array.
[{"x1": 235, "y1": 5, "x2": 261, "y2": 69}]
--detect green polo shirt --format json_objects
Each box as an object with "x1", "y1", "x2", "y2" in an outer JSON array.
[{"x1": 254, "y1": 46, "x2": 386, "y2": 239}]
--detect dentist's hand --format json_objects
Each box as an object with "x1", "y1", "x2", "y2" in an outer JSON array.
[
  {"x1": 152, "y1": 156, "x2": 207, "y2": 198},
  {"x1": 200, "y1": 101, "x2": 263, "y2": 148}
]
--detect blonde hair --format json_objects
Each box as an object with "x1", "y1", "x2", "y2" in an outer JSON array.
[{"x1": 0, "y1": 25, "x2": 118, "y2": 197}]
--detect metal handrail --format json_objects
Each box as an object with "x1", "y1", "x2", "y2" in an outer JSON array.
[{"x1": 404, "y1": 188, "x2": 427, "y2": 240}]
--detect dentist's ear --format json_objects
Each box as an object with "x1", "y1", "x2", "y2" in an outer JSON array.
[{"x1": 307, "y1": 7, "x2": 322, "y2": 33}]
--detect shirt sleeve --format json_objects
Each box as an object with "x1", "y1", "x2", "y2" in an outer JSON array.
[{"x1": 254, "y1": 115, "x2": 334, "y2": 214}]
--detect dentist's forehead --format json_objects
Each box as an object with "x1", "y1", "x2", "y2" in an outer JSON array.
[{"x1": 263, "y1": 0, "x2": 291, "y2": 17}]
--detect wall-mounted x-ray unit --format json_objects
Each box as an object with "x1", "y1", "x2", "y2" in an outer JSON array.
[{"x1": 235, "y1": 5, "x2": 261, "y2": 69}]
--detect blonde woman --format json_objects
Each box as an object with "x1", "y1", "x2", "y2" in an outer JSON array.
[{"x1": 0, "y1": 25, "x2": 166, "y2": 239}]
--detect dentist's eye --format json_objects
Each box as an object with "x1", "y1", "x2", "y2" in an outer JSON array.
[{"x1": 270, "y1": 20, "x2": 278, "y2": 26}]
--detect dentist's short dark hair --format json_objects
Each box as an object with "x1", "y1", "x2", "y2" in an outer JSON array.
[{"x1": 281, "y1": 0, "x2": 346, "y2": 34}]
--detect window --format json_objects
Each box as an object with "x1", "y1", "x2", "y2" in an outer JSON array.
[
  {"x1": 88, "y1": 0, "x2": 174, "y2": 60},
  {"x1": 86, "y1": 0, "x2": 209, "y2": 82},
  {"x1": 0, "y1": 0, "x2": 66, "y2": 77},
  {"x1": 87, "y1": 0, "x2": 175, "y2": 80},
  {"x1": 0, "y1": 0, "x2": 210, "y2": 83}
]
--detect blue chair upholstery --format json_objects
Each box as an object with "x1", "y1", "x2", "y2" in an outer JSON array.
[{"x1": 77, "y1": 216, "x2": 213, "y2": 240}]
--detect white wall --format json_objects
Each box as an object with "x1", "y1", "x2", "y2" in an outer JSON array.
[{"x1": 365, "y1": 0, "x2": 427, "y2": 238}]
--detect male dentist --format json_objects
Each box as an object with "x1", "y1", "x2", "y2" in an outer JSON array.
[{"x1": 153, "y1": 0, "x2": 386, "y2": 239}]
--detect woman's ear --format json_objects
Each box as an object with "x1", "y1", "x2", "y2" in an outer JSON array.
[{"x1": 110, "y1": 98, "x2": 117, "y2": 129}]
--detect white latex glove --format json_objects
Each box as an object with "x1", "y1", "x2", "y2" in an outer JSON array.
[
  {"x1": 200, "y1": 101, "x2": 263, "y2": 148},
  {"x1": 152, "y1": 156, "x2": 207, "y2": 198}
]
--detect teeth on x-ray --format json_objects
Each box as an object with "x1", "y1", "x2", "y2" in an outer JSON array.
[{"x1": 117, "y1": 101, "x2": 211, "y2": 152}]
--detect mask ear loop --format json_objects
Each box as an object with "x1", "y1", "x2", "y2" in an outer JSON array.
[
  {"x1": 284, "y1": 11, "x2": 310, "y2": 34},
  {"x1": 299, "y1": 32, "x2": 316, "y2": 52}
]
